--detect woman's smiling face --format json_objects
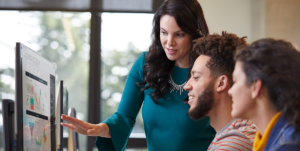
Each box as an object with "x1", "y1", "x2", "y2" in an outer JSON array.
[
  {"x1": 228, "y1": 61, "x2": 256, "y2": 119},
  {"x1": 160, "y1": 15, "x2": 193, "y2": 68}
]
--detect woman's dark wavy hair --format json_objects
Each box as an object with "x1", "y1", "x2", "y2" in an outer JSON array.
[
  {"x1": 235, "y1": 38, "x2": 300, "y2": 130},
  {"x1": 136, "y1": 0, "x2": 209, "y2": 104}
]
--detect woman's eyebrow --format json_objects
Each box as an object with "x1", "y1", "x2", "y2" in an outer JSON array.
[
  {"x1": 160, "y1": 27, "x2": 183, "y2": 33},
  {"x1": 232, "y1": 73, "x2": 237, "y2": 81},
  {"x1": 174, "y1": 30, "x2": 183, "y2": 33},
  {"x1": 160, "y1": 27, "x2": 166, "y2": 31}
]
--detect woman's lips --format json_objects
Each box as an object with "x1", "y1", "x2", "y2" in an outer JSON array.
[{"x1": 166, "y1": 48, "x2": 177, "y2": 54}]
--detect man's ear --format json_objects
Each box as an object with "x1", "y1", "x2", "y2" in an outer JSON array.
[
  {"x1": 216, "y1": 75, "x2": 230, "y2": 92},
  {"x1": 251, "y1": 80, "x2": 262, "y2": 99}
]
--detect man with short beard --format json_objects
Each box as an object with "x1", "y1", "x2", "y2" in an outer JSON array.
[{"x1": 184, "y1": 32, "x2": 257, "y2": 151}]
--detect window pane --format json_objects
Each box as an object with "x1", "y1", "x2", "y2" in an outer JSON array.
[
  {"x1": 0, "y1": 0, "x2": 90, "y2": 11},
  {"x1": 102, "y1": 0, "x2": 152, "y2": 12},
  {"x1": 101, "y1": 12, "x2": 153, "y2": 136},
  {"x1": 0, "y1": 11, "x2": 90, "y2": 151},
  {"x1": 0, "y1": 12, "x2": 17, "y2": 151}
]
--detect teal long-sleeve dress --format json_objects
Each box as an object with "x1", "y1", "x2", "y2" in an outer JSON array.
[{"x1": 95, "y1": 52, "x2": 216, "y2": 151}]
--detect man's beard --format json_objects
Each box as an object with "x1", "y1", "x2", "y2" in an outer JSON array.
[{"x1": 188, "y1": 82, "x2": 214, "y2": 121}]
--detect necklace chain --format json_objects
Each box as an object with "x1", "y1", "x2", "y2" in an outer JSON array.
[{"x1": 168, "y1": 75, "x2": 186, "y2": 95}]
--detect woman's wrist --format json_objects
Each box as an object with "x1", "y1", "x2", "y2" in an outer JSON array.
[{"x1": 98, "y1": 123, "x2": 111, "y2": 138}]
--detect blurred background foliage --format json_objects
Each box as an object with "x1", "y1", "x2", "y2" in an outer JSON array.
[
  {"x1": 35, "y1": 12, "x2": 91, "y2": 151},
  {"x1": 101, "y1": 43, "x2": 144, "y2": 133}
]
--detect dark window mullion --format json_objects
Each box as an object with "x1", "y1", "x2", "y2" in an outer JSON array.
[
  {"x1": 127, "y1": 138, "x2": 147, "y2": 149},
  {"x1": 87, "y1": 10, "x2": 102, "y2": 151}
]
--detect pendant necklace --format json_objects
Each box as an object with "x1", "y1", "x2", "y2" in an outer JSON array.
[{"x1": 168, "y1": 75, "x2": 186, "y2": 95}]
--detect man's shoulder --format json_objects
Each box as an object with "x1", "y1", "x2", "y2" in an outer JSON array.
[
  {"x1": 208, "y1": 119, "x2": 258, "y2": 151},
  {"x1": 217, "y1": 119, "x2": 257, "y2": 141},
  {"x1": 209, "y1": 133, "x2": 254, "y2": 151},
  {"x1": 215, "y1": 129, "x2": 256, "y2": 143}
]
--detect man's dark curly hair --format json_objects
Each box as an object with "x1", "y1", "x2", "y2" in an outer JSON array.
[
  {"x1": 192, "y1": 31, "x2": 247, "y2": 83},
  {"x1": 235, "y1": 38, "x2": 300, "y2": 130}
]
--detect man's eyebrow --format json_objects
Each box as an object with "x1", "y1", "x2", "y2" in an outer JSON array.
[{"x1": 191, "y1": 71, "x2": 200, "y2": 75}]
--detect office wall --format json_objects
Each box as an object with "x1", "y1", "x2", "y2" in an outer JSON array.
[
  {"x1": 198, "y1": 0, "x2": 265, "y2": 43},
  {"x1": 199, "y1": 0, "x2": 299, "y2": 49},
  {"x1": 265, "y1": 0, "x2": 300, "y2": 49}
]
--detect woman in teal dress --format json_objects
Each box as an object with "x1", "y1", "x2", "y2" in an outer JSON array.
[{"x1": 61, "y1": 0, "x2": 216, "y2": 150}]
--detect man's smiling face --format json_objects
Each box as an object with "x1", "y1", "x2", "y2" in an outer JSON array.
[{"x1": 184, "y1": 55, "x2": 215, "y2": 120}]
